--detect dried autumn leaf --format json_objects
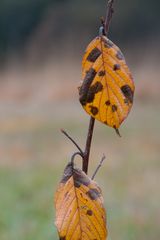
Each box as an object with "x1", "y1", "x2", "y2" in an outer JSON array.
[
  {"x1": 55, "y1": 162, "x2": 107, "y2": 240},
  {"x1": 79, "y1": 34, "x2": 135, "y2": 130}
]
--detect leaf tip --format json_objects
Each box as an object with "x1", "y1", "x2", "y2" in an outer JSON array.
[{"x1": 114, "y1": 127, "x2": 121, "y2": 137}]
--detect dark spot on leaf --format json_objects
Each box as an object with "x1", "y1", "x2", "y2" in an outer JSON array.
[
  {"x1": 113, "y1": 64, "x2": 120, "y2": 71},
  {"x1": 93, "y1": 81, "x2": 103, "y2": 92},
  {"x1": 124, "y1": 98, "x2": 129, "y2": 105},
  {"x1": 86, "y1": 93, "x2": 95, "y2": 103},
  {"x1": 116, "y1": 50, "x2": 124, "y2": 60},
  {"x1": 61, "y1": 162, "x2": 73, "y2": 183},
  {"x1": 87, "y1": 188, "x2": 101, "y2": 200},
  {"x1": 60, "y1": 236, "x2": 66, "y2": 240},
  {"x1": 86, "y1": 82, "x2": 103, "y2": 103},
  {"x1": 121, "y1": 85, "x2": 134, "y2": 103},
  {"x1": 112, "y1": 105, "x2": 118, "y2": 112},
  {"x1": 105, "y1": 100, "x2": 110, "y2": 106},
  {"x1": 98, "y1": 70, "x2": 105, "y2": 76},
  {"x1": 87, "y1": 47, "x2": 101, "y2": 62},
  {"x1": 89, "y1": 106, "x2": 98, "y2": 115},
  {"x1": 73, "y1": 169, "x2": 90, "y2": 188},
  {"x1": 103, "y1": 38, "x2": 114, "y2": 48},
  {"x1": 79, "y1": 68, "x2": 97, "y2": 105},
  {"x1": 87, "y1": 210, "x2": 93, "y2": 216}
]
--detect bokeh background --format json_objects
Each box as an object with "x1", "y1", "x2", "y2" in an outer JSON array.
[{"x1": 0, "y1": 1, "x2": 160, "y2": 239}]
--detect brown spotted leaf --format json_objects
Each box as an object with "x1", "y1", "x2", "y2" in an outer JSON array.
[
  {"x1": 55, "y1": 162, "x2": 107, "y2": 240},
  {"x1": 79, "y1": 35, "x2": 135, "y2": 130}
]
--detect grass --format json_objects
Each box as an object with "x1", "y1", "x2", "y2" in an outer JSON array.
[{"x1": 0, "y1": 164, "x2": 59, "y2": 240}]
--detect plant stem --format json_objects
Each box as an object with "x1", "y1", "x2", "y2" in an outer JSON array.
[
  {"x1": 61, "y1": 129, "x2": 84, "y2": 156},
  {"x1": 82, "y1": 0, "x2": 115, "y2": 174},
  {"x1": 82, "y1": 117, "x2": 95, "y2": 174},
  {"x1": 71, "y1": 152, "x2": 83, "y2": 166},
  {"x1": 91, "y1": 154, "x2": 106, "y2": 180},
  {"x1": 105, "y1": 0, "x2": 114, "y2": 35}
]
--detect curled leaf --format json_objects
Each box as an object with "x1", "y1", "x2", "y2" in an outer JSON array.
[
  {"x1": 79, "y1": 34, "x2": 135, "y2": 130},
  {"x1": 55, "y1": 162, "x2": 107, "y2": 240}
]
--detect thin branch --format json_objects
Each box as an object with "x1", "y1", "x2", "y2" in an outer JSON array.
[
  {"x1": 82, "y1": 117, "x2": 95, "y2": 174},
  {"x1": 91, "y1": 154, "x2": 106, "y2": 180},
  {"x1": 82, "y1": 0, "x2": 115, "y2": 175},
  {"x1": 71, "y1": 152, "x2": 83, "y2": 166},
  {"x1": 104, "y1": 0, "x2": 114, "y2": 36},
  {"x1": 61, "y1": 129, "x2": 84, "y2": 156}
]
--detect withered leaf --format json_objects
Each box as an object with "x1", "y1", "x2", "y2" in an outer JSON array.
[
  {"x1": 55, "y1": 162, "x2": 107, "y2": 240},
  {"x1": 79, "y1": 35, "x2": 135, "y2": 130}
]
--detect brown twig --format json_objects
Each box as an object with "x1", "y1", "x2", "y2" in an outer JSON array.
[
  {"x1": 71, "y1": 152, "x2": 83, "y2": 166},
  {"x1": 82, "y1": 0, "x2": 115, "y2": 174},
  {"x1": 61, "y1": 1, "x2": 115, "y2": 174},
  {"x1": 91, "y1": 154, "x2": 106, "y2": 180},
  {"x1": 82, "y1": 117, "x2": 95, "y2": 174},
  {"x1": 104, "y1": 0, "x2": 114, "y2": 36},
  {"x1": 61, "y1": 129, "x2": 84, "y2": 156}
]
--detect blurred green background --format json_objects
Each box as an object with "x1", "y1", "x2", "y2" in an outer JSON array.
[{"x1": 0, "y1": 0, "x2": 160, "y2": 240}]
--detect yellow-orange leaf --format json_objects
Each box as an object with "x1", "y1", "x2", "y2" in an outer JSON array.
[
  {"x1": 55, "y1": 162, "x2": 107, "y2": 240},
  {"x1": 79, "y1": 35, "x2": 135, "y2": 130}
]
